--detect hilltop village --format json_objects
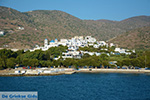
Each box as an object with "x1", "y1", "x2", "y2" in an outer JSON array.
[
  {"x1": 1, "y1": 35, "x2": 150, "y2": 76},
  {"x1": 30, "y1": 36, "x2": 135, "y2": 60}
]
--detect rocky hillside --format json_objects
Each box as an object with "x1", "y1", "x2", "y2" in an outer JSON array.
[
  {"x1": 109, "y1": 26, "x2": 150, "y2": 50},
  {"x1": 0, "y1": 6, "x2": 150, "y2": 49}
]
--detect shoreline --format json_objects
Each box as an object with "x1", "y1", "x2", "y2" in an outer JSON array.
[
  {"x1": 78, "y1": 68, "x2": 150, "y2": 73},
  {"x1": 0, "y1": 68, "x2": 150, "y2": 76}
]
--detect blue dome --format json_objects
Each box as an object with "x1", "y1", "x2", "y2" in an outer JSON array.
[
  {"x1": 50, "y1": 40, "x2": 55, "y2": 43},
  {"x1": 45, "y1": 39, "x2": 48, "y2": 40}
]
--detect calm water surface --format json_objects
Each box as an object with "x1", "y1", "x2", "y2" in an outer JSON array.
[{"x1": 0, "y1": 73, "x2": 150, "y2": 100}]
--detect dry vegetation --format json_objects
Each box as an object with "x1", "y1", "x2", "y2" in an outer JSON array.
[
  {"x1": 110, "y1": 26, "x2": 150, "y2": 50},
  {"x1": 0, "y1": 6, "x2": 150, "y2": 49}
]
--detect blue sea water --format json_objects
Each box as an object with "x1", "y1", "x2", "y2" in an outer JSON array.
[{"x1": 0, "y1": 73, "x2": 150, "y2": 100}]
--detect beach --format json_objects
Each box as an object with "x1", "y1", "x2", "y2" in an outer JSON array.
[
  {"x1": 0, "y1": 68, "x2": 76, "y2": 76},
  {"x1": 78, "y1": 68, "x2": 150, "y2": 73},
  {"x1": 0, "y1": 68, "x2": 150, "y2": 76}
]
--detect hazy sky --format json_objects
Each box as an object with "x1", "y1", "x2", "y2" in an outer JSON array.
[{"x1": 0, "y1": 0, "x2": 150, "y2": 21}]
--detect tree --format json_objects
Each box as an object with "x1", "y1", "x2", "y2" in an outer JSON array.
[
  {"x1": 15, "y1": 50, "x2": 24, "y2": 56},
  {"x1": 82, "y1": 53, "x2": 91, "y2": 58},
  {"x1": 116, "y1": 61, "x2": 123, "y2": 67},
  {"x1": 7, "y1": 58, "x2": 16, "y2": 68},
  {"x1": 99, "y1": 54, "x2": 109, "y2": 67},
  {"x1": 63, "y1": 58, "x2": 74, "y2": 67},
  {"x1": 0, "y1": 49, "x2": 15, "y2": 69},
  {"x1": 0, "y1": 57, "x2": 4, "y2": 69},
  {"x1": 99, "y1": 54, "x2": 109, "y2": 61},
  {"x1": 16, "y1": 55, "x2": 22, "y2": 65},
  {"x1": 0, "y1": 49, "x2": 13, "y2": 58},
  {"x1": 122, "y1": 59, "x2": 131, "y2": 66},
  {"x1": 102, "y1": 61, "x2": 109, "y2": 67},
  {"x1": 22, "y1": 58, "x2": 29, "y2": 66},
  {"x1": 129, "y1": 53, "x2": 137, "y2": 59},
  {"x1": 78, "y1": 58, "x2": 89, "y2": 67},
  {"x1": 30, "y1": 59, "x2": 39, "y2": 67},
  {"x1": 89, "y1": 55, "x2": 100, "y2": 67},
  {"x1": 0, "y1": 55, "x2": 7, "y2": 69},
  {"x1": 130, "y1": 59, "x2": 140, "y2": 67}
]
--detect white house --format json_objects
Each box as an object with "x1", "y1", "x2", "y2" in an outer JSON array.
[
  {"x1": 74, "y1": 36, "x2": 84, "y2": 40},
  {"x1": 95, "y1": 52, "x2": 101, "y2": 56},
  {"x1": 0, "y1": 31, "x2": 4, "y2": 36},
  {"x1": 120, "y1": 49, "x2": 126, "y2": 54},
  {"x1": 93, "y1": 44, "x2": 99, "y2": 48},
  {"x1": 68, "y1": 45, "x2": 78, "y2": 51},
  {"x1": 85, "y1": 36, "x2": 96, "y2": 43},
  {"x1": 114, "y1": 48, "x2": 132, "y2": 54},
  {"x1": 17, "y1": 27, "x2": 24, "y2": 30},
  {"x1": 62, "y1": 50, "x2": 82, "y2": 59},
  {"x1": 114, "y1": 48, "x2": 121, "y2": 52},
  {"x1": 101, "y1": 48, "x2": 108, "y2": 51},
  {"x1": 58, "y1": 39, "x2": 68, "y2": 46},
  {"x1": 97, "y1": 41, "x2": 108, "y2": 46},
  {"x1": 110, "y1": 43, "x2": 115, "y2": 47},
  {"x1": 88, "y1": 43, "x2": 94, "y2": 46}
]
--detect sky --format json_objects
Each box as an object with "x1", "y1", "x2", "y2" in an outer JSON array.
[{"x1": 0, "y1": 0, "x2": 150, "y2": 21}]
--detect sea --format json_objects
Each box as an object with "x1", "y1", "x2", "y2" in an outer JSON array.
[{"x1": 0, "y1": 73, "x2": 150, "y2": 100}]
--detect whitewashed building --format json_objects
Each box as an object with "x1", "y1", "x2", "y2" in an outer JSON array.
[
  {"x1": 58, "y1": 39, "x2": 68, "y2": 46},
  {"x1": 0, "y1": 31, "x2": 4, "y2": 36},
  {"x1": 97, "y1": 41, "x2": 108, "y2": 47},
  {"x1": 93, "y1": 44, "x2": 99, "y2": 48},
  {"x1": 62, "y1": 50, "x2": 82, "y2": 59},
  {"x1": 17, "y1": 27, "x2": 24, "y2": 30},
  {"x1": 29, "y1": 35, "x2": 133, "y2": 57},
  {"x1": 85, "y1": 36, "x2": 96, "y2": 43},
  {"x1": 110, "y1": 43, "x2": 115, "y2": 47}
]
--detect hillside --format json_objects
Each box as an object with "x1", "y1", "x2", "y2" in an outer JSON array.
[
  {"x1": 0, "y1": 6, "x2": 150, "y2": 49},
  {"x1": 109, "y1": 26, "x2": 150, "y2": 50}
]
